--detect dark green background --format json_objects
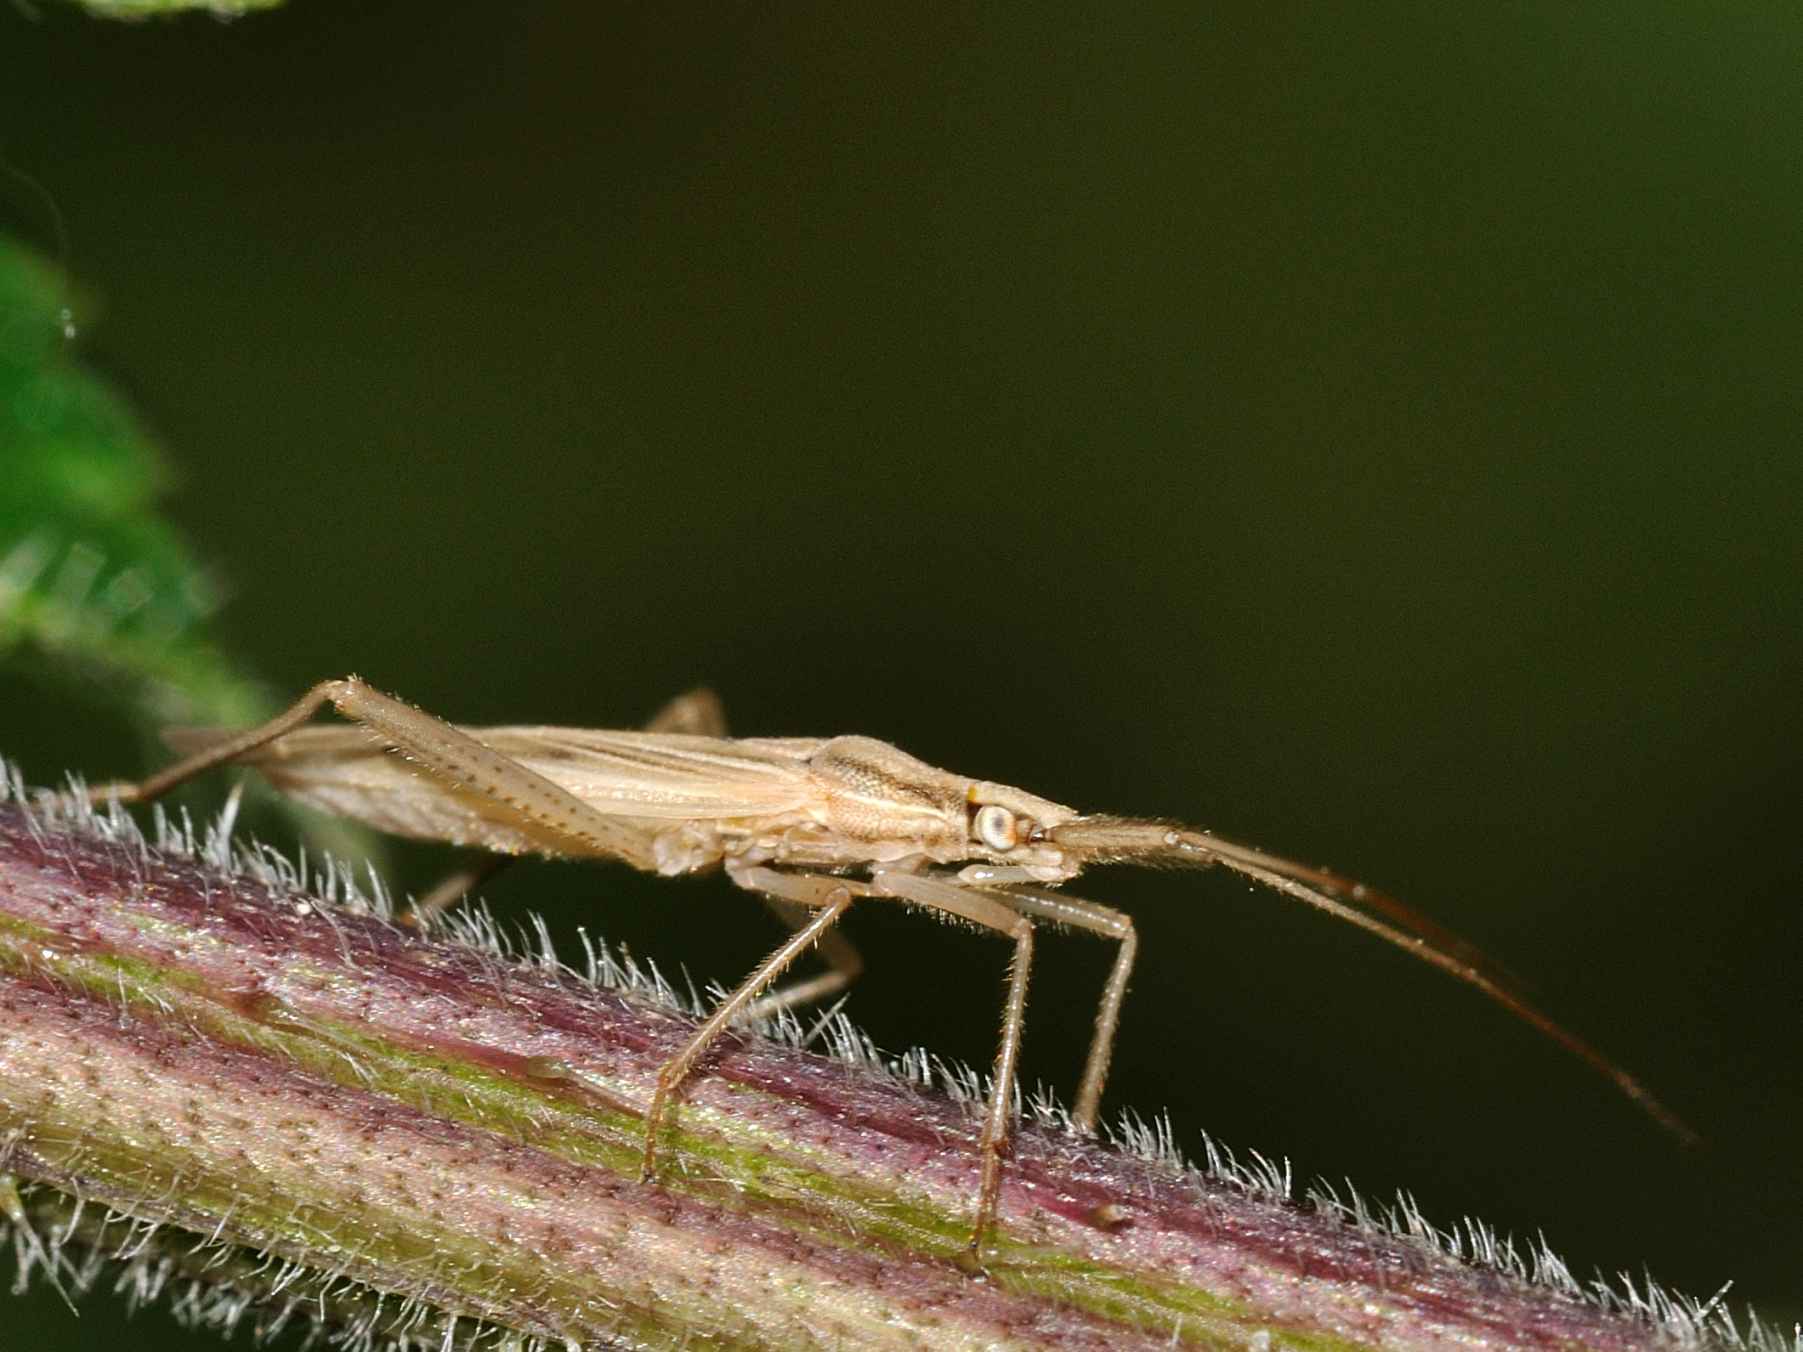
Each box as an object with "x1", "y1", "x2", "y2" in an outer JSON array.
[{"x1": 4, "y1": 3, "x2": 1799, "y2": 1344}]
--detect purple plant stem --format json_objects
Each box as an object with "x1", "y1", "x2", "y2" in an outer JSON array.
[{"x1": 0, "y1": 793, "x2": 1738, "y2": 1350}]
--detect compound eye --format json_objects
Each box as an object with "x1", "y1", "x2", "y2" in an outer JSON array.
[{"x1": 972, "y1": 804, "x2": 1019, "y2": 851}]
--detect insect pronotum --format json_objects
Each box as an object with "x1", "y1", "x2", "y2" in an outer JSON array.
[{"x1": 86, "y1": 676, "x2": 1692, "y2": 1255}]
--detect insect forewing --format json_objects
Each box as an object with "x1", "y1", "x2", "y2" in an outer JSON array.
[
  {"x1": 165, "y1": 724, "x2": 828, "y2": 838},
  {"x1": 477, "y1": 728, "x2": 827, "y2": 819}
]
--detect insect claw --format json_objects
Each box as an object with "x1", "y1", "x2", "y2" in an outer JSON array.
[{"x1": 954, "y1": 1238, "x2": 990, "y2": 1277}]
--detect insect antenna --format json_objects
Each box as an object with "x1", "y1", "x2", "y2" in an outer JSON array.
[{"x1": 1047, "y1": 816, "x2": 1698, "y2": 1144}]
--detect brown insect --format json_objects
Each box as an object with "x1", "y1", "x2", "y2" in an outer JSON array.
[{"x1": 88, "y1": 676, "x2": 1691, "y2": 1255}]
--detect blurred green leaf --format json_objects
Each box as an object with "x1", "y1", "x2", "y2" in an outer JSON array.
[
  {"x1": 67, "y1": 0, "x2": 283, "y2": 18},
  {"x1": 0, "y1": 236, "x2": 375, "y2": 871},
  {"x1": 0, "y1": 238, "x2": 271, "y2": 735}
]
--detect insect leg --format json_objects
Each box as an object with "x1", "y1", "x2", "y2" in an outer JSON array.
[
  {"x1": 985, "y1": 888, "x2": 1136, "y2": 1134},
  {"x1": 728, "y1": 866, "x2": 866, "y2": 1021},
  {"x1": 868, "y1": 868, "x2": 1035, "y2": 1258},
  {"x1": 642, "y1": 687, "x2": 727, "y2": 736},
  {"x1": 86, "y1": 679, "x2": 349, "y2": 806},
  {"x1": 403, "y1": 687, "x2": 726, "y2": 927},
  {"x1": 403, "y1": 854, "x2": 517, "y2": 929},
  {"x1": 99, "y1": 676, "x2": 659, "y2": 868},
  {"x1": 640, "y1": 874, "x2": 861, "y2": 1185}
]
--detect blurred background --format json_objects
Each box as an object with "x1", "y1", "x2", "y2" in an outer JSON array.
[{"x1": 2, "y1": 2, "x2": 1799, "y2": 1344}]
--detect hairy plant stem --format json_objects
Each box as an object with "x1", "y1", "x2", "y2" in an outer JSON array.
[{"x1": 0, "y1": 785, "x2": 1759, "y2": 1351}]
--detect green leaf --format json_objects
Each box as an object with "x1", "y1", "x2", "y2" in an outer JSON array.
[
  {"x1": 0, "y1": 236, "x2": 374, "y2": 866},
  {"x1": 66, "y1": 0, "x2": 283, "y2": 18},
  {"x1": 0, "y1": 239, "x2": 270, "y2": 733}
]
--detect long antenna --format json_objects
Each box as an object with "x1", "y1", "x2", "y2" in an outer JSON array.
[{"x1": 1050, "y1": 816, "x2": 1698, "y2": 1143}]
